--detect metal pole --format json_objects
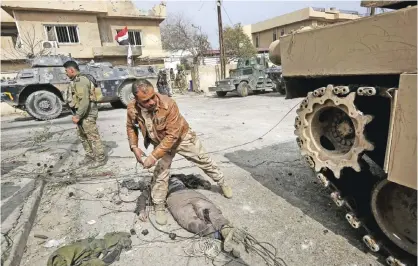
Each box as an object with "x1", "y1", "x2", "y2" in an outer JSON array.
[{"x1": 217, "y1": 0, "x2": 226, "y2": 79}]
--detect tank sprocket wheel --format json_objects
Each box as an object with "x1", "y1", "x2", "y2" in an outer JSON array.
[{"x1": 295, "y1": 84, "x2": 374, "y2": 178}]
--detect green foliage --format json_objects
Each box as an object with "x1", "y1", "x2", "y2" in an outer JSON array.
[{"x1": 223, "y1": 23, "x2": 256, "y2": 62}]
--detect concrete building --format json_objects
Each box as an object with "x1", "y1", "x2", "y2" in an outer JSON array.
[
  {"x1": 1, "y1": 0, "x2": 167, "y2": 71},
  {"x1": 244, "y1": 7, "x2": 362, "y2": 50}
]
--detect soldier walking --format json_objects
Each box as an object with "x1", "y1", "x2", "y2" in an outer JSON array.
[
  {"x1": 64, "y1": 60, "x2": 107, "y2": 169},
  {"x1": 126, "y1": 79, "x2": 232, "y2": 225}
]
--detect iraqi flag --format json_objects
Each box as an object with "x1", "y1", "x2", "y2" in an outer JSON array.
[{"x1": 115, "y1": 26, "x2": 130, "y2": 45}]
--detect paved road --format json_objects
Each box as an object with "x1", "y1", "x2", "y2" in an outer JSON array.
[{"x1": 1, "y1": 93, "x2": 383, "y2": 266}]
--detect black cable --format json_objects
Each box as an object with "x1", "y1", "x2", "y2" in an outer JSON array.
[
  {"x1": 172, "y1": 101, "x2": 300, "y2": 163},
  {"x1": 221, "y1": 3, "x2": 234, "y2": 25}
]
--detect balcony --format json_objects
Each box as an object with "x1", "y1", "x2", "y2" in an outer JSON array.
[{"x1": 92, "y1": 45, "x2": 142, "y2": 57}]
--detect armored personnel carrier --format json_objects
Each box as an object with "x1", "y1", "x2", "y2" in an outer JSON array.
[
  {"x1": 269, "y1": 1, "x2": 416, "y2": 264},
  {"x1": 0, "y1": 55, "x2": 157, "y2": 120},
  {"x1": 209, "y1": 54, "x2": 274, "y2": 97}
]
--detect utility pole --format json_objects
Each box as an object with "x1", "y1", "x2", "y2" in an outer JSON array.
[{"x1": 217, "y1": 0, "x2": 226, "y2": 79}]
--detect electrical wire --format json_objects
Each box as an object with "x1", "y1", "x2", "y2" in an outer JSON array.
[{"x1": 221, "y1": 3, "x2": 233, "y2": 25}]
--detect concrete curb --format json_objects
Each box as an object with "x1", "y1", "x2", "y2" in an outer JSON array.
[
  {"x1": 3, "y1": 139, "x2": 80, "y2": 266},
  {"x1": 3, "y1": 180, "x2": 46, "y2": 266}
]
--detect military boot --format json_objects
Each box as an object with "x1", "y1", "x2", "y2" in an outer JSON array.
[
  {"x1": 88, "y1": 157, "x2": 107, "y2": 169},
  {"x1": 220, "y1": 226, "x2": 241, "y2": 258},
  {"x1": 154, "y1": 204, "x2": 167, "y2": 225},
  {"x1": 218, "y1": 180, "x2": 233, "y2": 199},
  {"x1": 78, "y1": 156, "x2": 94, "y2": 167}
]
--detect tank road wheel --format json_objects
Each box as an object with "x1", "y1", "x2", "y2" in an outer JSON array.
[
  {"x1": 294, "y1": 85, "x2": 374, "y2": 178},
  {"x1": 371, "y1": 179, "x2": 417, "y2": 256},
  {"x1": 118, "y1": 82, "x2": 135, "y2": 107},
  {"x1": 25, "y1": 90, "x2": 63, "y2": 121},
  {"x1": 237, "y1": 82, "x2": 249, "y2": 97},
  {"x1": 216, "y1": 91, "x2": 227, "y2": 97}
]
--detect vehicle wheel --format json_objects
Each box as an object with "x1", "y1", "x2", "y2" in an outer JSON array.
[
  {"x1": 237, "y1": 82, "x2": 249, "y2": 97},
  {"x1": 277, "y1": 85, "x2": 286, "y2": 95},
  {"x1": 371, "y1": 179, "x2": 417, "y2": 256},
  {"x1": 253, "y1": 90, "x2": 262, "y2": 95},
  {"x1": 216, "y1": 91, "x2": 227, "y2": 97},
  {"x1": 110, "y1": 100, "x2": 125, "y2": 109},
  {"x1": 118, "y1": 81, "x2": 134, "y2": 107},
  {"x1": 25, "y1": 90, "x2": 62, "y2": 121}
]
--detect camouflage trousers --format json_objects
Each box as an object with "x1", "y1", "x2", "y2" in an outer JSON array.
[
  {"x1": 151, "y1": 130, "x2": 225, "y2": 205},
  {"x1": 77, "y1": 115, "x2": 106, "y2": 161}
]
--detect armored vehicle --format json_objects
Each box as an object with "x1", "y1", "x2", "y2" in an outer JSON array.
[
  {"x1": 269, "y1": 1, "x2": 416, "y2": 264},
  {"x1": 0, "y1": 55, "x2": 157, "y2": 120},
  {"x1": 209, "y1": 55, "x2": 274, "y2": 97}
]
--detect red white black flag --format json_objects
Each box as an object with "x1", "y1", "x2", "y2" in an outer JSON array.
[{"x1": 115, "y1": 26, "x2": 130, "y2": 45}]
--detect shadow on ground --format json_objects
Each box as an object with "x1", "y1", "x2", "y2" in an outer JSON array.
[
  {"x1": 207, "y1": 91, "x2": 284, "y2": 99},
  {"x1": 103, "y1": 141, "x2": 118, "y2": 156},
  {"x1": 224, "y1": 140, "x2": 371, "y2": 254}
]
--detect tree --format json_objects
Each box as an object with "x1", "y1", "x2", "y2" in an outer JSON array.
[
  {"x1": 160, "y1": 13, "x2": 211, "y2": 93},
  {"x1": 223, "y1": 23, "x2": 256, "y2": 63},
  {"x1": 2, "y1": 25, "x2": 50, "y2": 63}
]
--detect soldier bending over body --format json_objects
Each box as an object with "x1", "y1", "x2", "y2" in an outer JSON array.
[{"x1": 126, "y1": 79, "x2": 232, "y2": 225}]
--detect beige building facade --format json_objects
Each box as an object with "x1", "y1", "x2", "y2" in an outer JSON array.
[
  {"x1": 1, "y1": 0, "x2": 167, "y2": 71},
  {"x1": 245, "y1": 7, "x2": 362, "y2": 50}
]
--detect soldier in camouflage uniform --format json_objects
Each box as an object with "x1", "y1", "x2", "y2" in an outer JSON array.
[
  {"x1": 64, "y1": 61, "x2": 107, "y2": 169},
  {"x1": 177, "y1": 67, "x2": 187, "y2": 94},
  {"x1": 156, "y1": 70, "x2": 171, "y2": 96}
]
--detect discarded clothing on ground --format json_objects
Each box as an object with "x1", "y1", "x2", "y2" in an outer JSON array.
[
  {"x1": 47, "y1": 232, "x2": 132, "y2": 266},
  {"x1": 120, "y1": 178, "x2": 147, "y2": 191}
]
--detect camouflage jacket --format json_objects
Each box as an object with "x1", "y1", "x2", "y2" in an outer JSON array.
[
  {"x1": 126, "y1": 94, "x2": 190, "y2": 160},
  {"x1": 67, "y1": 74, "x2": 93, "y2": 119}
]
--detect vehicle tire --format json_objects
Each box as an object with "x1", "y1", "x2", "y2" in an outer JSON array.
[
  {"x1": 25, "y1": 90, "x2": 62, "y2": 121},
  {"x1": 277, "y1": 86, "x2": 286, "y2": 95},
  {"x1": 118, "y1": 81, "x2": 134, "y2": 107},
  {"x1": 216, "y1": 91, "x2": 227, "y2": 97},
  {"x1": 110, "y1": 100, "x2": 125, "y2": 109},
  {"x1": 237, "y1": 82, "x2": 249, "y2": 97}
]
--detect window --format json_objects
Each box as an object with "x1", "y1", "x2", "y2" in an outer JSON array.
[
  {"x1": 273, "y1": 31, "x2": 277, "y2": 41},
  {"x1": 255, "y1": 34, "x2": 259, "y2": 48},
  {"x1": 45, "y1": 25, "x2": 79, "y2": 44},
  {"x1": 280, "y1": 29, "x2": 285, "y2": 36},
  {"x1": 116, "y1": 29, "x2": 142, "y2": 45}
]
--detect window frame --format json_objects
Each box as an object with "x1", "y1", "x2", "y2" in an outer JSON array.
[{"x1": 44, "y1": 24, "x2": 80, "y2": 44}]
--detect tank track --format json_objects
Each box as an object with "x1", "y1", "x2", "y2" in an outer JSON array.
[
  {"x1": 316, "y1": 168, "x2": 416, "y2": 266},
  {"x1": 296, "y1": 85, "x2": 416, "y2": 266}
]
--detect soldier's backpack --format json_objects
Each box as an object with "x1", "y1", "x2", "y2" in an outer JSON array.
[{"x1": 79, "y1": 73, "x2": 104, "y2": 102}]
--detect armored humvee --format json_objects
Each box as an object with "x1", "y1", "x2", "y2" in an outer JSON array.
[
  {"x1": 269, "y1": 1, "x2": 416, "y2": 264},
  {"x1": 209, "y1": 55, "x2": 274, "y2": 97},
  {"x1": 0, "y1": 55, "x2": 157, "y2": 120}
]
